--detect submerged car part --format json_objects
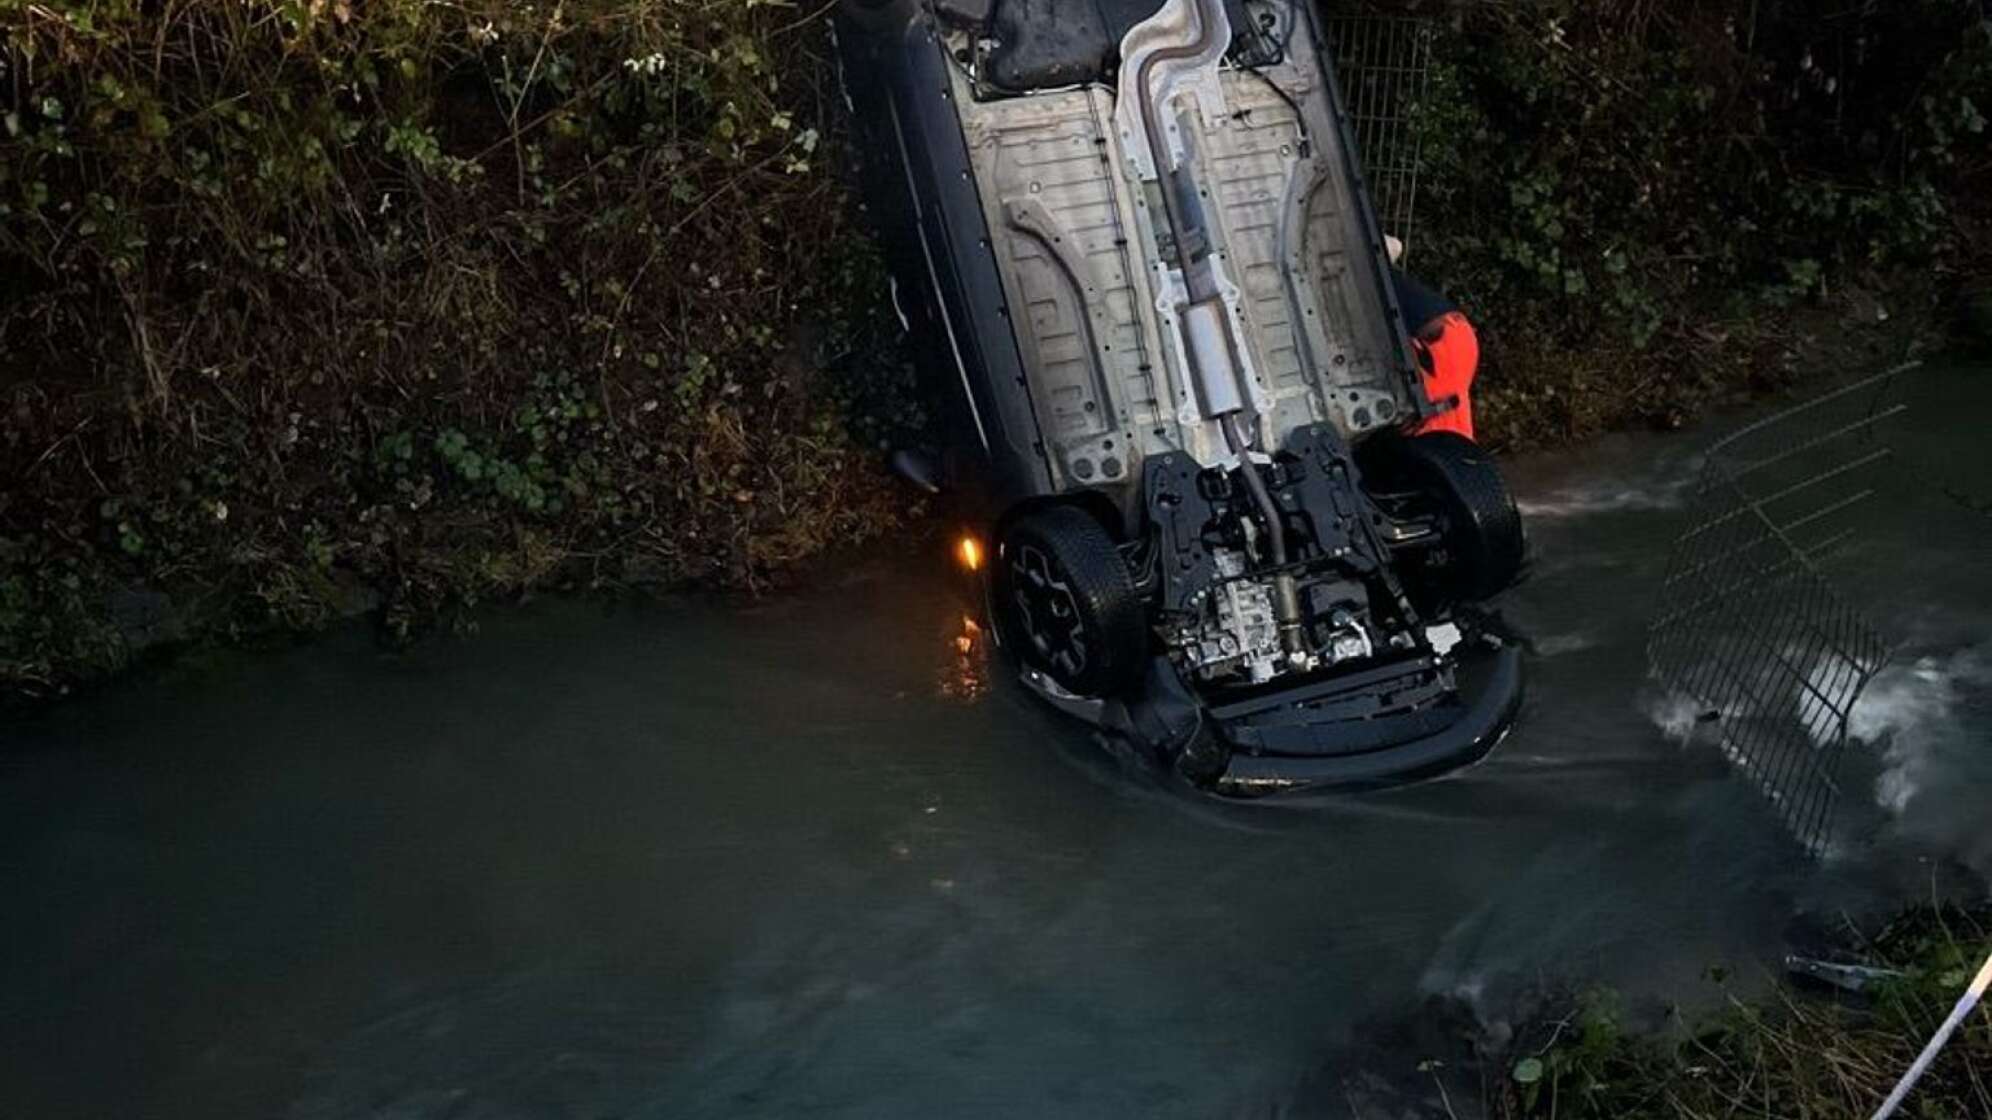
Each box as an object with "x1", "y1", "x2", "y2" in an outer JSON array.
[
  {"x1": 1648, "y1": 362, "x2": 1918, "y2": 855},
  {"x1": 993, "y1": 504, "x2": 1150, "y2": 697}
]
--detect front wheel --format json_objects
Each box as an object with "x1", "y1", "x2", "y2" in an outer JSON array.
[
  {"x1": 992, "y1": 505, "x2": 1149, "y2": 698},
  {"x1": 1384, "y1": 432, "x2": 1526, "y2": 602}
]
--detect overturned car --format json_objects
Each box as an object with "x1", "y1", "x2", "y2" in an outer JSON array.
[{"x1": 836, "y1": 0, "x2": 1526, "y2": 793}]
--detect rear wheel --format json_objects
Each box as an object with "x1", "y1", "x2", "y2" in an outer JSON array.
[
  {"x1": 1386, "y1": 432, "x2": 1525, "y2": 601},
  {"x1": 993, "y1": 505, "x2": 1148, "y2": 698}
]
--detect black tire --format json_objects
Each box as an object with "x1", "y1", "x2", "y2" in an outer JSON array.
[
  {"x1": 993, "y1": 505, "x2": 1148, "y2": 698},
  {"x1": 1392, "y1": 432, "x2": 1525, "y2": 601}
]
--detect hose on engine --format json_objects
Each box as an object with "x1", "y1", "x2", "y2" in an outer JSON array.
[{"x1": 1221, "y1": 414, "x2": 1305, "y2": 656}]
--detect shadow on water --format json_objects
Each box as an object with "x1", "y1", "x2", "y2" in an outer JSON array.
[{"x1": 2, "y1": 366, "x2": 1987, "y2": 1119}]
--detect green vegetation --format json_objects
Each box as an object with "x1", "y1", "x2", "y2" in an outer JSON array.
[
  {"x1": 1, "y1": 0, "x2": 908, "y2": 700},
  {"x1": 2, "y1": 0, "x2": 1988, "y2": 700},
  {"x1": 1489, "y1": 904, "x2": 1992, "y2": 1119},
  {"x1": 1408, "y1": 0, "x2": 1992, "y2": 447}
]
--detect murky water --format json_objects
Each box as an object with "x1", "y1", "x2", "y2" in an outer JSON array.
[{"x1": 4, "y1": 366, "x2": 1987, "y2": 1118}]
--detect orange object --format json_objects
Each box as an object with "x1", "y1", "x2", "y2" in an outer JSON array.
[
  {"x1": 1409, "y1": 311, "x2": 1478, "y2": 440},
  {"x1": 956, "y1": 534, "x2": 983, "y2": 572}
]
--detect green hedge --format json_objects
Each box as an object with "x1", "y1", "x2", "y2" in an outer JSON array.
[
  {"x1": 1405, "y1": 0, "x2": 1990, "y2": 445},
  {"x1": 1, "y1": 0, "x2": 909, "y2": 698}
]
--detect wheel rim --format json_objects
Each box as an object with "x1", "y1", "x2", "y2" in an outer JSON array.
[{"x1": 1008, "y1": 543, "x2": 1089, "y2": 681}]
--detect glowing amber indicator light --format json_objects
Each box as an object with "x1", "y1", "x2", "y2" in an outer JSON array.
[{"x1": 956, "y1": 535, "x2": 983, "y2": 572}]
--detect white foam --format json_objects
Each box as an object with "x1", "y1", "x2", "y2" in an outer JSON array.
[
  {"x1": 1515, "y1": 477, "x2": 1691, "y2": 519},
  {"x1": 1844, "y1": 647, "x2": 1990, "y2": 814},
  {"x1": 1533, "y1": 633, "x2": 1597, "y2": 657},
  {"x1": 1644, "y1": 690, "x2": 1713, "y2": 744},
  {"x1": 1644, "y1": 662, "x2": 1772, "y2": 745}
]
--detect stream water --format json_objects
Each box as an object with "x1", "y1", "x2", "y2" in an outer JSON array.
[{"x1": 4, "y1": 365, "x2": 1987, "y2": 1118}]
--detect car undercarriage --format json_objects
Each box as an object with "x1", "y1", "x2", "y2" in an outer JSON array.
[{"x1": 837, "y1": 0, "x2": 1526, "y2": 791}]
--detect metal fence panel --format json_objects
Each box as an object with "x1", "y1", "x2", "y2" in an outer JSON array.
[
  {"x1": 1324, "y1": 16, "x2": 1433, "y2": 255},
  {"x1": 1647, "y1": 363, "x2": 1916, "y2": 854}
]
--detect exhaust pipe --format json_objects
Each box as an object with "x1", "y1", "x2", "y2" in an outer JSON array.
[
  {"x1": 1221, "y1": 414, "x2": 1305, "y2": 655},
  {"x1": 1127, "y1": 0, "x2": 1306, "y2": 656}
]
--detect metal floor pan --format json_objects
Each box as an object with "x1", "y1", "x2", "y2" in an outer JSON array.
[{"x1": 946, "y1": 6, "x2": 1421, "y2": 486}]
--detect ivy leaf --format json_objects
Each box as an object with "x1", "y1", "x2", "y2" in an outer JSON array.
[{"x1": 1513, "y1": 1057, "x2": 1545, "y2": 1085}]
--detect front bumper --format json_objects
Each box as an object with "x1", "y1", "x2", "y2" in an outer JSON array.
[
  {"x1": 1205, "y1": 643, "x2": 1524, "y2": 794},
  {"x1": 1021, "y1": 641, "x2": 1524, "y2": 795}
]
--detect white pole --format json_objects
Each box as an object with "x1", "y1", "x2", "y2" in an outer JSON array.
[{"x1": 1870, "y1": 948, "x2": 1992, "y2": 1120}]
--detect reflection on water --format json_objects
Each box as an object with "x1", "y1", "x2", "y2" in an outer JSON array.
[
  {"x1": 1, "y1": 367, "x2": 1986, "y2": 1119},
  {"x1": 937, "y1": 615, "x2": 991, "y2": 704}
]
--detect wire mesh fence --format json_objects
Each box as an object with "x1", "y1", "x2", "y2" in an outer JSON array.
[
  {"x1": 1323, "y1": 15, "x2": 1433, "y2": 256},
  {"x1": 1647, "y1": 363, "x2": 1918, "y2": 855}
]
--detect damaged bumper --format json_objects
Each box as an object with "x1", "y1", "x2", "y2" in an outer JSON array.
[
  {"x1": 1206, "y1": 642, "x2": 1524, "y2": 794},
  {"x1": 1023, "y1": 640, "x2": 1524, "y2": 795}
]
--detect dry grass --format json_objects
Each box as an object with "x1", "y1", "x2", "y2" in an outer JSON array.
[{"x1": 1491, "y1": 904, "x2": 1992, "y2": 1119}]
